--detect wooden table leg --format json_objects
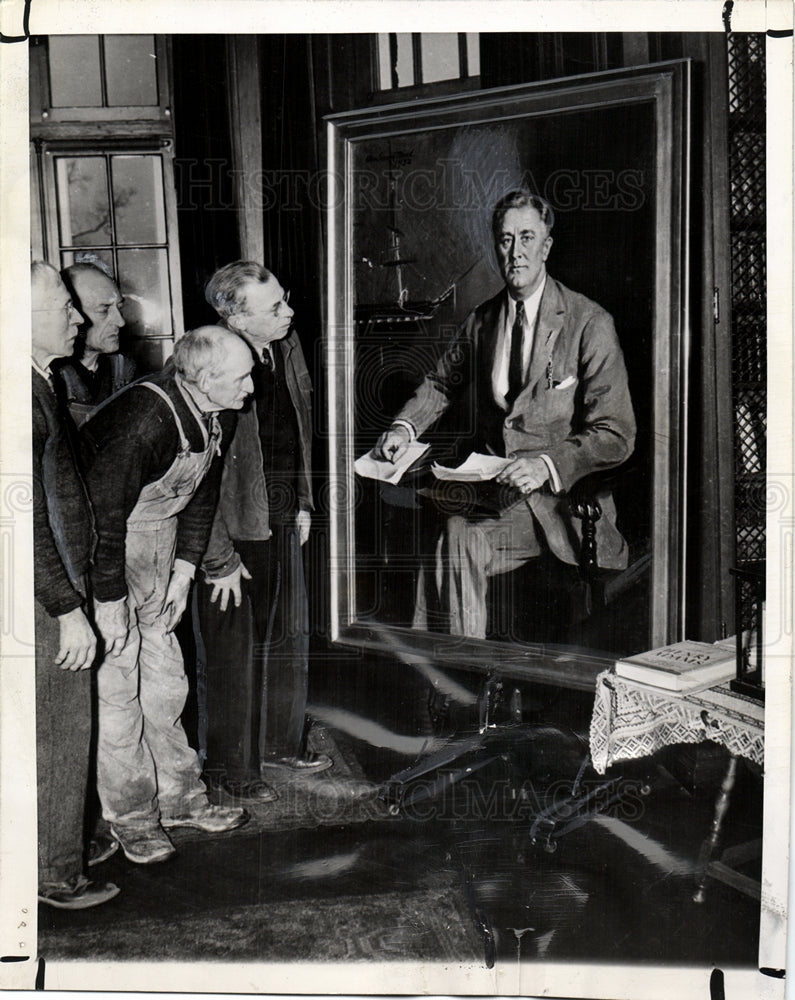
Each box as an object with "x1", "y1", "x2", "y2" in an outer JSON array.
[{"x1": 693, "y1": 753, "x2": 738, "y2": 903}]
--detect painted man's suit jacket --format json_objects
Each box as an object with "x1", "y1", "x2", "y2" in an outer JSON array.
[
  {"x1": 202, "y1": 330, "x2": 313, "y2": 579},
  {"x1": 397, "y1": 276, "x2": 636, "y2": 570}
]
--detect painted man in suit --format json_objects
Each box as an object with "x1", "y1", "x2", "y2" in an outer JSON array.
[
  {"x1": 376, "y1": 190, "x2": 636, "y2": 639},
  {"x1": 197, "y1": 261, "x2": 331, "y2": 806}
]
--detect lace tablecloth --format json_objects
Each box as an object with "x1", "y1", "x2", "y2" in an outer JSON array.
[{"x1": 589, "y1": 670, "x2": 765, "y2": 774}]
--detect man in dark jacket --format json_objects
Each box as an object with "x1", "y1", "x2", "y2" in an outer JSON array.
[
  {"x1": 82, "y1": 326, "x2": 255, "y2": 865},
  {"x1": 31, "y1": 261, "x2": 119, "y2": 909},
  {"x1": 54, "y1": 261, "x2": 136, "y2": 425},
  {"x1": 196, "y1": 261, "x2": 330, "y2": 805}
]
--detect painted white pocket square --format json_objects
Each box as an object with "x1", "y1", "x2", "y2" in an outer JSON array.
[{"x1": 554, "y1": 375, "x2": 577, "y2": 390}]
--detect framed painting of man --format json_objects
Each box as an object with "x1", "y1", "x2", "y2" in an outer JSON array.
[{"x1": 326, "y1": 60, "x2": 691, "y2": 685}]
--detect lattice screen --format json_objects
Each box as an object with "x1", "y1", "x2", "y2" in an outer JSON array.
[{"x1": 727, "y1": 33, "x2": 766, "y2": 568}]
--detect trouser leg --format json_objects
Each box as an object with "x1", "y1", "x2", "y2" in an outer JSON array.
[
  {"x1": 438, "y1": 503, "x2": 542, "y2": 639},
  {"x1": 195, "y1": 575, "x2": 257, "y2": 781},
  {"x1": 97, "y1": 524, "x2": 206, "y2": 826},
  {"x1": 137, "y1": 616, "x2": 207, "y2": 817},
  {"x1": 35, "y1": 599, "x2": 92, "y2": 884},
  {"x1": 134, "y1": 526, "x2": 207, "y2": 818},
  {"x1": 238, "y1": 526, "x2": 309, "y2": 762},
  {"x1": 439, "y1": 515, "x2": 491, "y2": 638},
  {"x1": 264, "y1": 523, "x2": 309, "y2": 758},
  {"x1": 96, "y1": 605, "x2": 159, "y2": 827}
]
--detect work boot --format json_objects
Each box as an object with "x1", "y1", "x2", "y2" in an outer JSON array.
[
  {"x1": 161, "y1": 802, "x2": 249, "y2": 833},
  {"x1": 110, "y1": 823, "x2": 176, "y2": 864},
  {"x1": 38, "y1": 875, "x2": 120, "y2": 910}
]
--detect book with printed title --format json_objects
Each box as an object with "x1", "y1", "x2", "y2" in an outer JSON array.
[{"x1": 614, "y1": 639, "x2": 737, "y2": 692}]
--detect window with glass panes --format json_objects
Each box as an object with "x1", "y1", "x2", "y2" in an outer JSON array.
[
  {"x1": 30, "y1": 35, "x2": 181, "y2": 371},
  {"x1": 376, "y1": 33, "x2": 480, "y2": 89}
]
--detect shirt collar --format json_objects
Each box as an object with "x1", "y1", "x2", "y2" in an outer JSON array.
[
  {"x1": 31, "y1": 358, "x2": 52, "y2": 382},
  {"x1": 506, "y1": 274, "x2": 547, "y2": 326}
]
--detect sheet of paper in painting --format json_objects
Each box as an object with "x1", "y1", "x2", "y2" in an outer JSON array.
[
  {"x1": 354, "y1": 440, "x2": 430, "y2": 484},
  {"x1": 431, "y1": 452, "x2": 512, "y2": 481}
]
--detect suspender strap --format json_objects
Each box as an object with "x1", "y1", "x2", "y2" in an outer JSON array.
[{"x1": 138, "y1": 382, "x2": 192, "y2": 452}]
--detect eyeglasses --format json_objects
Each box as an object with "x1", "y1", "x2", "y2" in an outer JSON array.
[
  {"x1": 271, "y1": 289, "x2": 290, "y2": 317},
  {"x1": 236, "y1": 288, "x2": 292, "y2": 321},
  {"x1": 33, "y1": 299, "x2": 80, "y2": 319}
]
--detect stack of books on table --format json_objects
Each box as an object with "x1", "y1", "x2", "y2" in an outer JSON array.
[{"x1": 614, "y1": 639, "x2": 737, "y2": 694}]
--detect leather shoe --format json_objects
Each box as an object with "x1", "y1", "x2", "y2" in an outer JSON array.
[
  {"x1": 161, "y1": 802, "x2": 249, "y2": 833},
  {"x1": 261, "y1": 753, "x2": 333, "y2": 774},
  {"x1": 39, "y1": 875, "x2": 120, "y2": 910},
  {"x1": 214, "y1": 777, "x2": 278, "y2": 804},
  {"x1": 111, "y1": 823, "x2": 176, "y2": 865}
]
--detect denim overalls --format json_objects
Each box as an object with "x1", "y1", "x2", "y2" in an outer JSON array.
[{"x1": 96, "y1": 382, "x2": 221, "y2": 829}]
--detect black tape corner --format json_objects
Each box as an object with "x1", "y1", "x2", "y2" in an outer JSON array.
[
  {"x1": 760, "y1": 966, "x2": 786, "y2": 979},
  {"x1": 722, "y1": 1, "x2": 734, "y2": 34},
  {"x1": 0, "y1": 0, "x2": 32, "y2": 43}
]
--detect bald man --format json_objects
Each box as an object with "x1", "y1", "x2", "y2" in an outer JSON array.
[{"x1": 81, "y1": 327, "x2": 255, "y2": 864}]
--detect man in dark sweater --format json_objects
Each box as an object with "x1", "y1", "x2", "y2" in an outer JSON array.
[
  {"x1": 31, "y1": 261, "x2": 119, "y2": 909},
  {"x1": 196, "y1": 261, "x2": 330, "y2": 805},
  {"x1": 81, "y1": 326, "x2": 255, "y2": 865},
  {"x1": 54, "y1": 262, "x2": 136, "y2": 425}
]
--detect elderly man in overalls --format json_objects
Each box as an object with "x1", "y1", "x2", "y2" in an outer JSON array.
[{"x1": 82, "y1": 326, "x2": 255, "y2": 865}]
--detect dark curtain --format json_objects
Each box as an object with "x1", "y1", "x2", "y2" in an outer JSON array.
[
  {"x1": 259, "y1": 35, "x2": 323, "y2": 372},
  {"x1": 480, "y1": 33, "x2": 624, "y2": 88},
  {"x1": 173, "y1": 35, "x2": 240, "y2": 331},
  {"x1": 258, "y1": 36, "x2": 327, "y2": 637}
]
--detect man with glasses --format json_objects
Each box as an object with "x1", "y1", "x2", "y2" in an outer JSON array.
[
  {"x1": 54, "y1": 261, "x2": 136, "y2": 425},
  {"x1": 197, "y1": 261, "x2": 330, "y2": 805},
  {"x1": 31, "y1": 261, "x2": 120, "y2": 908}
]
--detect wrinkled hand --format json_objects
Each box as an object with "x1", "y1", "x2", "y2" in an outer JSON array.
[
  {"x1": 163, "y1": 569, "x2": 192, "y2": 633},
  {"x1": 375, "y1": 425, "x2": 411, "y2": 463},
  {"x1": 94, "y1": 598, "x2": 129, "y2": 659},
  {"x1": 56, "y1": 607, "x2": 97, "y2": 671},
  {"x1": 496, "y1": 456, "x2": 550, "y2": 494},
  {"x1": 296, "y1": 510, "x2": 311, "y2": 546},
  {"x1": 209, "y1": 561, "x2": 252, "y2": 613}
]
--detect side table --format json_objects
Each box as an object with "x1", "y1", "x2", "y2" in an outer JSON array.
[{"x1": 589, "y1": 671, "x2": 764, "y2": 902}]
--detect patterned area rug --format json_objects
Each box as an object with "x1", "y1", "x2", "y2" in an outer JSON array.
[{"x1": 39, "y1": 887, "x2": 483, "y2": 963}]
